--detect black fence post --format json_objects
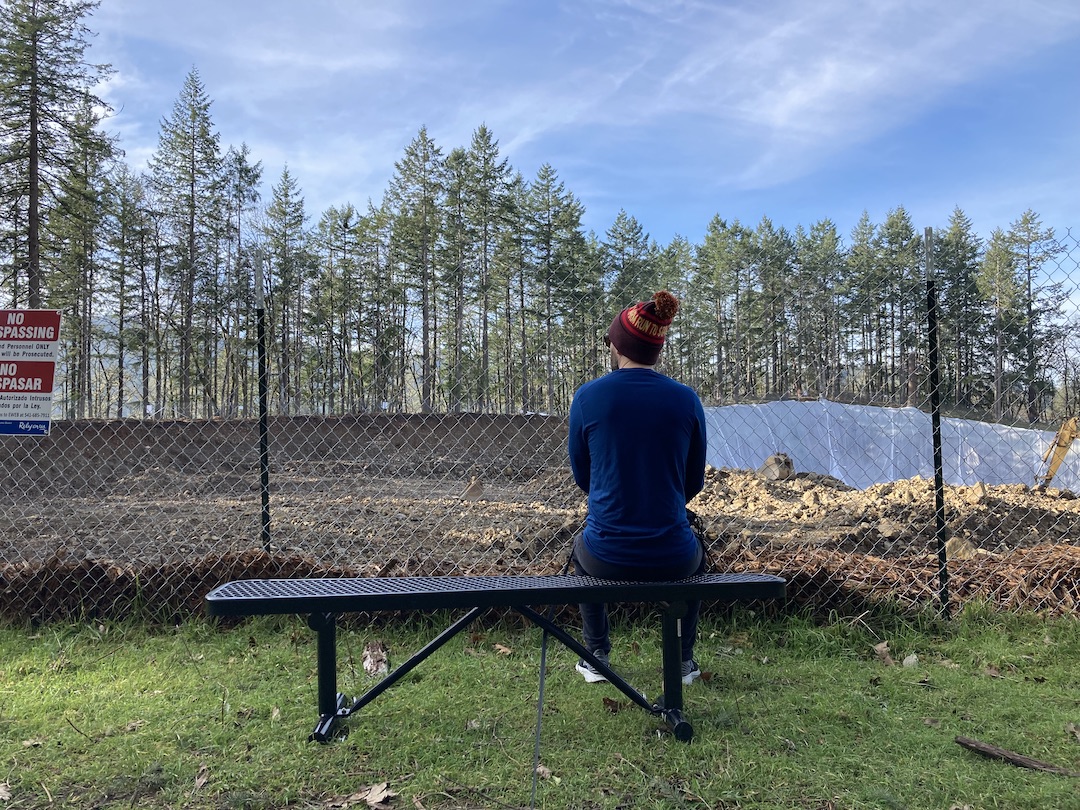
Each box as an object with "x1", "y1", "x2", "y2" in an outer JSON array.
[
  {"x1": 925, "y1": 227, "x2": 950, "y2": 617},
  {"x1": 255, "y1": 253, "x2": 271, "y2": 552}
]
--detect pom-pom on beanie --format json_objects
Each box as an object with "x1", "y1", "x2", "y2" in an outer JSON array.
[{"x1": 606, "y1": 290, "x2": 679, "y2": 366}]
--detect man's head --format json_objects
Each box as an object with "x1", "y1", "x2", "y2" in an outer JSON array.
[{"x1": 605, "y1": 290, "x2": 679, "y2": 368}]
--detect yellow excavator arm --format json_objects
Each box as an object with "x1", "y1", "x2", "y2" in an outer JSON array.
[{"x1": 1036, "y1": 416, "x2": 1077, "y2": 489}]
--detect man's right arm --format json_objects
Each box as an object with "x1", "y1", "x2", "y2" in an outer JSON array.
[
  {"x1": 568, "y1": 396, "x2": 590, "y2": 493},
  {"x1": 683, "y1": 396, "x2": 707, "y2": 502}
]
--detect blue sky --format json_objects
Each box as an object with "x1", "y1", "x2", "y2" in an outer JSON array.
[{"x1": 90, "y1": 0, "x2": 1080, "y2": 247}]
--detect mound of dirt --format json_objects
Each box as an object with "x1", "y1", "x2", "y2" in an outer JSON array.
[{"x1": 687, "y1": 466, "x2": 1079, "y2": 558}]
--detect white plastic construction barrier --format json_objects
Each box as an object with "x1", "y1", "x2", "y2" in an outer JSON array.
[{"x1": 705, "y1": 400, "x2": 1079, "y2": 492}]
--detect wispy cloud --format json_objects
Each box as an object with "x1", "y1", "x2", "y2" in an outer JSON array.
[
  {"x1": 88, "y1": 0, "x2": 1080, "y2": 239},
  {"x1": 639, "y1": 1, "x2": 1080, "y2": 184}
]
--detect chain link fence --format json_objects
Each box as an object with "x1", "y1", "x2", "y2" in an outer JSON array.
[{"x1": 1, "y1": 226, "x2": 1078, "y2": 623}]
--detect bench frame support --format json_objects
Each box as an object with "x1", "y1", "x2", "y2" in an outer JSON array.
[{"x1": 306, "y1": 601, "x2": 694, "y2": 743}]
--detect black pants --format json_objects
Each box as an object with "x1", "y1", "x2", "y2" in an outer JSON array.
[{"x1": 571, "y1": 533, "x2": 705, "y2": 661}]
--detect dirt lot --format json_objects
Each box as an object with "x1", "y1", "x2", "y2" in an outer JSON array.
[{"x1": 1, "y1": 415, "x2": 1077, "y2": 621}]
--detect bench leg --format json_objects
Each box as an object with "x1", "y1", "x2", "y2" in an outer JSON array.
[
  {"x1": 308, "y1": 612, "x2": 348, "y2": 742},
  {"x1": 659, "y1": 602, "x2": 693, "y2": 742}
]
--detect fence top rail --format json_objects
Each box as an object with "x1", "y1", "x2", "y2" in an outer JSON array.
[{"x1": 205, "y1": 573, "x2": 787, "y2": 616}]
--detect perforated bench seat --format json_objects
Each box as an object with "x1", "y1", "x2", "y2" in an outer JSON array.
[
  {"x1": 206, "y1": 573, "x2": 785, "y2": 615},
  {"x1": 206, "y1": 572, "x2": 786, "y2": 742}
]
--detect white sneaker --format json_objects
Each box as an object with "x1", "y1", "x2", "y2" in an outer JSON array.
[
  {"x1": 575, "y1": 650, "x2": 609, "y2": 683},
  {"x1": 681, "y1": 659, "x2": 701, "y2": 685}
]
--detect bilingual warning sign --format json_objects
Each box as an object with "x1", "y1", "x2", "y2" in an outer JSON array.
[{"x1": 0, "y1": 309, "x2": 61, "y2": 436}]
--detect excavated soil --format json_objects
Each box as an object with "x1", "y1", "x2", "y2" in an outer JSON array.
[{"x1": 1, "y1": 416, "x2": 1077, "y2": 621}]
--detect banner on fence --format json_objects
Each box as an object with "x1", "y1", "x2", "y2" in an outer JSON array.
[{"x1": 0, "y1": 309, "x2": 61, "y2": 436}]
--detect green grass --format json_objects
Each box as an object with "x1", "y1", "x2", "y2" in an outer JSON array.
[{"x1": 1, "y1": 604, "x2": 1078, "y2": 809}]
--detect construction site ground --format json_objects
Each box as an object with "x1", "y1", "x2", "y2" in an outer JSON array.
[{"x1": 1, "y1": 415, "x2": 1077, "y2": 621}]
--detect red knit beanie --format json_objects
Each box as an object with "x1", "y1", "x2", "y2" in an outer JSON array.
[{"x1": 606, "y1": 290, "x2": 679, "y2": 365}]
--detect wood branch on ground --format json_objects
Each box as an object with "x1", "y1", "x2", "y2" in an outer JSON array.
[{"x1": 954, "y1": 735, "x2": 1080, "y2": 777}]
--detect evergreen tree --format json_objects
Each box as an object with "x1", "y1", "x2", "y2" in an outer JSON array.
[
  {"x1": 133, "y1": 186, "x2": 170, "y2": 416},
  {"x1": 387, "y1": 127, "x2": 444, "y2": 413},
  {"x1": 603, "y1": 210, "x2": 653, "y2": 308},
  {"x1": 752, "y1": 217, "x2": 796, "y2": 397},
  {"x1": 49, "y1": 90, "x2": 111, "y2": 417},
  {"x1": 496, "y1": 172, "x2": 531, "y2": 411},
  {"x1": 527, "y1": 163, "x2": 586, "y2": 411},
  {"x1": 0, "y1": 0, "x2": 111, "y2": 307},
  {"x1": 977, "y1": 228, "x2": 1024, "y2": 419},
  {"x1": 220, "y1": 143, "x2": 262, "y2": 416},
  {"x1": 0, "y1": 149, "x2": 24, "y2": 306},
  {"x1": 876, "y1": 207, "x2": 921, "y2": 404},
  {"x1": 440, "y1": 146, "x2": 471, "y2": 412},
  {"x1": 1059, "y1": 310, "x2": 1080, "y2": 417},
  {"x1": 845, "y1": 212, "x2": 883, "y2": 399},
  {"x1": 262, "y1": 165, "x2": 311, "y2": 416},
  {"x1": 465, "y1": 125, "x2": 511, "y2": 411},
  {"x1": 148, "y1": 66, "x2": 222, "y2": 416},
  {"x1": 309, "y1": 206, "x2": 341, "y2": 414},
  {"x1": 794, "y1": 220, "x2": 846, "y2": 398},
  {"x1": 936, "y1": 207, "x2": 984, "y2": 406},
  {"x1": 101, "y1": 164, "x2": 151, "y2": 418},
  {"x1": 550, "y1": 188, "x2": 592, "y2": 408},
  {"x1": 690, "y1": 216, "x2": 752, "y2": 401},
  {"x1": 655, "y1": 234, "x2": 694, "y2": 382},
  {"x1": 1007, "y1": 209, "x2": 1064, "y2": 423},
  {"x1": 311, "y1": 203, "x2": 368, "y2": 414}
]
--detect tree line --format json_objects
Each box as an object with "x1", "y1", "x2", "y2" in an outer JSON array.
[{"x1": 2, "y1": 0, "x2": 1076, "y2": 424}]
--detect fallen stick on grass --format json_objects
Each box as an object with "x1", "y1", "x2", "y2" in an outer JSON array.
[{"x1": 954, "y1": 736, "x2": 1080, "y2": 777}]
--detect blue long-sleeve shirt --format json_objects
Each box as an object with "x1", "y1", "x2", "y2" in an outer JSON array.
[{"x1": 568, "y1": 367, "x2": 707, "y2": 569}]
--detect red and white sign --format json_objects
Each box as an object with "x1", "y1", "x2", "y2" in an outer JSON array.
[
  {"x1": 0, "y1": 309, "x2": 61, "y2": 436},
  {"x1": 0, "y1": 360, "x2": 56, "y2": 391}
]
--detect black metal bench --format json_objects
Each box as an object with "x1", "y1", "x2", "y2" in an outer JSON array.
[{"x1": 205, "y1": 573, "x2": 786, "y2": 743}]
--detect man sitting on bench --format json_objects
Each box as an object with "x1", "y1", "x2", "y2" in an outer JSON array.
[{"x1": 569, "y1": 289, "x2": 709, "y2": 685}]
